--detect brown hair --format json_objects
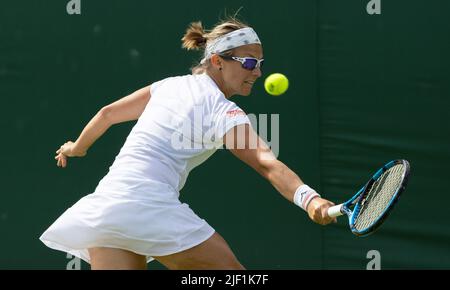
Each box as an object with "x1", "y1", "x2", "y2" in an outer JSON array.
[{"x1": 181, "y1": 16, "x2": 249, "y2": 74}]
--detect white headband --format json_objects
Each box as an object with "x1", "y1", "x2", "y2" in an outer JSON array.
[{"x1": 201, "y1": 27, "x2": 261, "y2": 64}]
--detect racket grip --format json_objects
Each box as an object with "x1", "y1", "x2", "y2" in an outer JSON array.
[{"x1": 328, "y1": 204, "x2": 344, "y2": 218}]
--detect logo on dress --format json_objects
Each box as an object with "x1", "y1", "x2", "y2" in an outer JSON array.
[{"x1": 226, "y1": 109, "x2": 246, "y2": 117}]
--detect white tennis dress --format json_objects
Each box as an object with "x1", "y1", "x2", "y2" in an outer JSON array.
[{"x1": 40, "y1": 73, "x2": 251, "y2": 263}]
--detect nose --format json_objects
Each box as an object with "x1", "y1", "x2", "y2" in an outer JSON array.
[{"x1": 252, "y1": 67, "x2": 262, "y2": 78}]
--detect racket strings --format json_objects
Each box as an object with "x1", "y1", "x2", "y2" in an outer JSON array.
[{"x1": 353, "y1": 164, "x2": 405, "y2": 231}]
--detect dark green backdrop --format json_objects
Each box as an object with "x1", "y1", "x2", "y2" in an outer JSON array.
[{"x1": 1, "y1": 0, "x2": 449, "y2": 269}]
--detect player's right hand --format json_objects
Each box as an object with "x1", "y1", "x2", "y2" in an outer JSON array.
[{"x1": 306, "y1": 197, "x2": 338, "y2": 225}]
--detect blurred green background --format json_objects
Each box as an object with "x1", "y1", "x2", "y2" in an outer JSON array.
[{"x1": 0, "y1": 0, "x2": 449, "y2": 269}]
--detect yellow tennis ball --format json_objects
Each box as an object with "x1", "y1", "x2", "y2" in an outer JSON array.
[{"x1": 264, "y1": 73, "x2": 289, "y2": 96}]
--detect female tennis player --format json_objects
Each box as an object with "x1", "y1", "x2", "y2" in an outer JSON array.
[{"x1": 40, "y1": 17, "x2": 336, "y2": 270}]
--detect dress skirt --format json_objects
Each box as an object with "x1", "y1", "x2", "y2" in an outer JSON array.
[{"x1": 39, "y1": 180, "x2": 215, "y2": 264}]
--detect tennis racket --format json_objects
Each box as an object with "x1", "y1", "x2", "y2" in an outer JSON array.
[{"x1": 327, "y1": 159, "x2": 410, "y2": 237}]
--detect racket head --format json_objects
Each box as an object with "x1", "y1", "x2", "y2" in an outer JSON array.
[{"x1": 346, "y1": 159, "x2": 410, "y2": 237}]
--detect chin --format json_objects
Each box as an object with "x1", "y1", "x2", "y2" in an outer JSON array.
[{"x1": 240, "y1": 88, "x2": 252, "y2": 96}]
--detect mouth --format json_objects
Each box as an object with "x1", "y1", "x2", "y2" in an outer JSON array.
[{"x1": 244, "y1": 80, "x2": 255, "y2": 85}]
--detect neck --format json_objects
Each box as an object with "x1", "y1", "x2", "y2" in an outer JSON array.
[{"x1": 205, "y1": 70, "x2": 232, "y2": 98}]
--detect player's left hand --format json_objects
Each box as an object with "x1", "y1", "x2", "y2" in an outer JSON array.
[{"x1": 54, "y1": 141, "x2": 86, "y2": 168}]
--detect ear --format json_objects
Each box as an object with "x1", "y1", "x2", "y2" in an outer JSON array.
[{"x1": 210, "y1": 54, "x2": 222, "y2": 70}]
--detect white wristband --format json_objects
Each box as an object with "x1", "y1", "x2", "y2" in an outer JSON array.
[{"x1": 293, "y1": 184, "x2": 321, "y2": 211}]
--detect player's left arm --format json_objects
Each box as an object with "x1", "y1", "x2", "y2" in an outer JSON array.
[
  {"x1": 224, "y1": 124, "x2": 336, "y2": 225},
  {"x1": 56, "y1": 85, "x2": 151, "y2": 167}
]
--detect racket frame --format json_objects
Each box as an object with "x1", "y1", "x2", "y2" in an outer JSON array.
[{"x1": 328, "y1": 159, "x2": 410, "y2": 237}]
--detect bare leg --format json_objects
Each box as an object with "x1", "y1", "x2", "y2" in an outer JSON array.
[
  {"x1": 88, "y1": 247, "x2": 147, "y2": 270},
  {"x1": 153, "y1": 232, "x2": 245, "y2": 270}
]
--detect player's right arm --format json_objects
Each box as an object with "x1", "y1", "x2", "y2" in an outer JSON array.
[
  {"x1": 55, "y1": 85, "x2": 151, "y2": 168},
  {"x1": 224, "y1": 123, "x2": 336, "y2": 225}
]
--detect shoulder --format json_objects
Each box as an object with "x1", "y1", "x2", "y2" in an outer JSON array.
[
  {"x1": 152, "y1": 74, "x2": 215, "y2": 90},
  {"x1": 149, "y1": 74, "x2": 192, "y2": 95},
  {"x1": 151, "y1": 74, "x2": 187, "y2": 87}
]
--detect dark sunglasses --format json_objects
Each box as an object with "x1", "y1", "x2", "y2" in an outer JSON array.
[{"x1": 219, "y1": 54, "x2": 264, "y2": 71}]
